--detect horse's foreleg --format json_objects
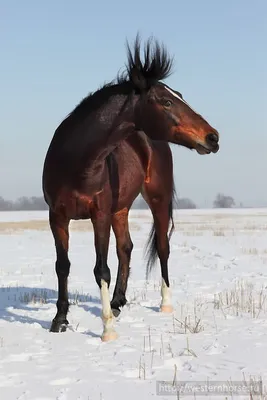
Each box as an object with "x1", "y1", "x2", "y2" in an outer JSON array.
[
  {"x1": 49, "y1": 210, "x2": 71, "y2": 332},
  {"x1": 110, "y1": 208, "x2": 133, "y2": 317},
  {"x1": 152, "y1": 203, "x2": 173, "y2": 313},
  {"x1": 92, "y1": 211, "x2": 118, "y2": 341}
]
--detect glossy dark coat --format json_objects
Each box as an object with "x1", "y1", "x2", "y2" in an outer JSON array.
[{"x1": 42, "y1": 35, "x2": 219, "y2": 333}]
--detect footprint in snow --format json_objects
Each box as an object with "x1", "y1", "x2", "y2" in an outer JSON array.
[{"x1": 203, "y1": 339, "x2": 227, "y2": 355}]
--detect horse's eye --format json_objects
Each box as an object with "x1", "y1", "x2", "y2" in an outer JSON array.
[{"x1": 164, "y1": 100, "x2": 172, "y2": 108}]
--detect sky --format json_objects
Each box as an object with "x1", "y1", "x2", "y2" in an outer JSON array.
[{"x1": 1, "y1": 0, "x2": 267, "y2": 207}]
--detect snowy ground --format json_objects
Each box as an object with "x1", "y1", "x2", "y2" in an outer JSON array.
[{"x1": 1, "y1": 208, "x2": 267, "y2": 399}]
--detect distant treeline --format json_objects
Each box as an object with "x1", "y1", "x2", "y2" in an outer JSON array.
[
  {"x1": 0, "y1": 196, "x2": 48, "y2": 211},
  {"x1": 0, "y1": 193, "x2": 246, "y2": 211},
  {"x1": 0, "y1": 195, "x2": 197, "y2": 211},
  {"x1": 134, "y1": 195, "x2": 197, "y2": 209}
]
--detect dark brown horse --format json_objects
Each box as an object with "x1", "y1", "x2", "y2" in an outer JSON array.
[{"x1": 42, "y1": 35, "x2": 219, "y2": 341}]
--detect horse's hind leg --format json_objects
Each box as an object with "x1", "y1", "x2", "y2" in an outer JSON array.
[
  {"x1": 146, "y1": 197, "x2": 173, "y2": 313},
  {"x1": 49, "y1": 209, "x2": 71, "y2": 332},
  {"x1": 91, "y1": 211, "x2": 118, "y2": 341},
  {"x1": 110, "y1": 208, "x2": 133, "y2": 317},
  {"x1": 142, "y1": 151, "x2": 174, "y2": 313}
]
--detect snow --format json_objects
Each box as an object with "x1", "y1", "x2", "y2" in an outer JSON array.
[{"x1": 1, "y1": 208, "x2": 267, "y2": 399}]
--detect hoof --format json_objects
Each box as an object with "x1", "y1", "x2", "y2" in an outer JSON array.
[
  {"x1": 101, "y1": 330, "x2": 118, "y2": 342},
  {"x1": 160, "y1": 305, "x2": 173, "y2": 313},
  {"x1": 110, "y1": 297, "x2": 127, "y2": 315},
  {"x1": 112, "y1": 308, "x2": 121, "y2": 318},
  {"x1": 50, "y1": 319, "x2": 69, "y2": 333}
]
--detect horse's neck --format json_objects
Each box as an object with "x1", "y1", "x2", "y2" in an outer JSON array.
[
  {"x1": 82, "y1": 94, "x2": 137, "y2": 161},
  {"x1": 54, "y1": 93, "x2": 137, "y2": 167}
]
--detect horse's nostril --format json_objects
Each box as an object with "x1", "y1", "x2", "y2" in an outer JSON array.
[{"x1": 206, "y1": 133, "x2": 219, "y2": 145}]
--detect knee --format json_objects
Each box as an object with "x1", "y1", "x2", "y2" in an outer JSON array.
[
  {"x1": 55, "y1": 259, "x2": 70, "y2": 277},
  {"x1": 124, "y1": 240, "x2": 133, "y2": 258},
  {"x1": 118, "y1": 240, "x2": 133, "y2": 259}
]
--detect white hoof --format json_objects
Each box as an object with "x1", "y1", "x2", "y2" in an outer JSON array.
[
  {"x1": 101, "y1": 329, "x2": 118, "y2": 342},
  {"x1": 160, "y1": 304, "x2": 173, "y2": 313}
]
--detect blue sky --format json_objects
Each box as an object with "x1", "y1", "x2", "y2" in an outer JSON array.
[{"x1": 1, "y1": 0, "x2": 266, "y2": 207}]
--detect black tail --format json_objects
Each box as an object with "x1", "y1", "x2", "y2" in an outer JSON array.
[{"x1": 144, "y1": 180, "x2": 177, "y2": 280}]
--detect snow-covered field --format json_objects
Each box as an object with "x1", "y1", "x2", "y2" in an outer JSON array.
[{"x1": 1, "y1": 208, "x2": 267, "y2": 399}]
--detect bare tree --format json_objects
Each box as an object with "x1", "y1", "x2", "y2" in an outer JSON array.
[
  {"x1": 177, "y1": 197, "x2": 196, "y2": 209},
  {"x1": 213, "y1": 193, "x2": 235, "y2": 208},
  {"x1": 13, "y1": 196, "x2": 48, "y2": 210},
  {"x1": 0, "y1": 196, "x2": 13, "y2": 211}
]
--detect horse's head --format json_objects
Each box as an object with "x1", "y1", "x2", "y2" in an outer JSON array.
[
  {"x1": 138, "y1": 83, "x2": 219, "y2": 154},
  {"x1": 126, "y1": 36, "x2": 219, "y2": 154}
]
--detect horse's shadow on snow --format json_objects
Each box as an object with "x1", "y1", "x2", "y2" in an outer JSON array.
[{"x1": 0, "y1": 286, "x2": 102, "y2": 334}]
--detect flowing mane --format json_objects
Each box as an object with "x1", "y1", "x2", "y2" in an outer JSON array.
[
  {"x1": 124, "y1": 34, "x2": 174, "y2": 91},
  {"x1": 62, "y1": 35, "x2": 174, "y2": 126}
]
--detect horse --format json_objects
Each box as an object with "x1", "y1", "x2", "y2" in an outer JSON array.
[{"x1": 42, "y1": 35, "x2": 219, "y2": 341}]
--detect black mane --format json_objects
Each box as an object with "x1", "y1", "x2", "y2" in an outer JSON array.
[
  {"x1": 123, "y1": 34, "x2": 174, "y2": 92},
  {"x1": 61, "y1": 35, "x2": 174, "y2": 126}
]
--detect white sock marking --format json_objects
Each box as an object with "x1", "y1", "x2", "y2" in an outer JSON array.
[
  {"x1": 100, "y1": 279, "x2": 116, "y2": 337},
  {"x1": 161, "y1": 278, "x2": 172, "y2": 307}
]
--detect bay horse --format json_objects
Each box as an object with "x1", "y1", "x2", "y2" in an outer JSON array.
[{"x1": 42, "y1": 35, "x2": 219, "y2": 341}]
